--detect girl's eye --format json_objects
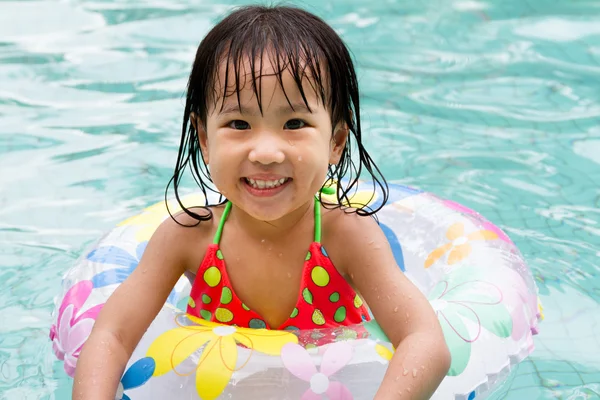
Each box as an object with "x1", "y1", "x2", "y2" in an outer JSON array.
[
  {"x1": 284, "y1": 119, "x2": 306, "y2": 130},
  {"x1": 228, "y1": 120, "x2": 250, "y2": 130}
]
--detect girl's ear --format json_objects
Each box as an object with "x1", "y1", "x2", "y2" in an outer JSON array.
[
  {"x1": 329, "y1": 121, "x2": 349, "y2": 165},
  {"x1": 190, "y1": 112, "x2": 209, "y2": 164}
]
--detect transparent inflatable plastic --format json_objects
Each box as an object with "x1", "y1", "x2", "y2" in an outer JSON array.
[{"x1": 50, "y1": 182, "x2": 542, "y2": 400}]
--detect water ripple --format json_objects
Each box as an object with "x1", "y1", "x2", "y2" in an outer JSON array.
[{"x1": 1, "y1": 0, "x2": 600, "y2": 399}]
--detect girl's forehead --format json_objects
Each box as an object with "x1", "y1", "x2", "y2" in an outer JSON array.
[{"x1": 210, "y1": 52, "x2": 328, "y2": 110}]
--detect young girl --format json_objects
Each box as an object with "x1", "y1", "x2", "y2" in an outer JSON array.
[{"x1": 74, "y1": 5, "x2": 450, "y2": 399}]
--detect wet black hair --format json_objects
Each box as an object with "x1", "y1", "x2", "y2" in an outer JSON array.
[{"x1": 167, "y1": 4, "x2": 388, "y2": 222}]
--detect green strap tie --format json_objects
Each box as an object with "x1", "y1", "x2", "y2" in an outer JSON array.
[
  {"x1": 213, "y1": 201, "x2": 232, "y2": 244},
  {"x1": 214, "y1": 186, "x2": 332, "y2": 245},
  {"x1": 320, "y1": 186, "x2": 336, "y2": 195}
]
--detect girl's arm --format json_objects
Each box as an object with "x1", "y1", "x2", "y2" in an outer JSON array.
[
  {"x1": 72, "y1": 217, "x2": 196, "y2": 400},
  {"x1": 333, "y1": 214, "x2": 451, "y2": 399}
]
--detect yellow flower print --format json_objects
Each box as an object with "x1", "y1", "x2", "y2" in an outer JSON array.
[
  {"x1": 319, "y1": 179, "x2": 377, "y2": 208},
  {"x1": 118, "y1": 193, "x2": 206, "y2": 241},
  {"x1": 424, "y1": 222, "x2": 498, "y2": 268},
  {"x1": 375, "y1": 343, "x2": 394, "y2": 361},
  {"x1": 146, "y1": 315, "x2": 298, "y2": 400}
]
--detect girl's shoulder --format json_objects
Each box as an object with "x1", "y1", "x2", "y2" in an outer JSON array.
[
  {"x1": 320, "y1": 205, "x2": 382, "y2": 273},
  {"x1": 321, "y1": 204, "x2": 378, "y2": 234},
  {"x1": 152, "y1": 204, "x2": 226, "y2": 274}
]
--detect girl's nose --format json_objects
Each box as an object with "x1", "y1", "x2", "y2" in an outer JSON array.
[{"x1": 248, "y1": 133, "x2": 285, "y2": 165}]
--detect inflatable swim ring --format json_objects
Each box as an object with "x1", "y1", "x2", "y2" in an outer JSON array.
[{"x1": 49, "y1": 182, "x2": 542, "y2": 400}]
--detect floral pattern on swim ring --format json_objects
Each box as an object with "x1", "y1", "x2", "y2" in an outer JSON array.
[
  {"x1": 362, "y1": 320, "x2": 395, "y2": 362},
  {"x1": 87, "y1": 242, "x2": 177, "y2": 305},
  {"x1": 428, "y1": 265, "x2": 512, "y2": 376},
  {"x1": 87, "y1": 241, "x2": 147, "y2": 287},
  {"x1": 442, "y1": 199, "x2": 512, "y2": 244},
  {"x1": 49, "y1": 280, "x2": 103, "y2": 377},
  {"x1": 469, "y1": 266, "x2": 539, "y2": 340},
  {"x1": 146, "y1": 315, "x2": 298, "y2": 400},
  {"x1": 425, "y1": 222, "x2": 498, "y2": 268},
  {"x1": 371, "y1": 342, "x2": 394, "y2": 362},
  {"x1": 118, "y1": 193, "x2": 206, "y2": 242},
  {"x1": 281, "y1": 341, "x2": 354, "y2": 399},
  {"x1": 115, "y1": 357, "x2": 156, "y2": 400}
]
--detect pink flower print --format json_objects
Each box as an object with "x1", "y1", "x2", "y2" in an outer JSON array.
[
  {"x1": 442, "y1": 199, "x2": 513, "y2": 244},
  {"x1": 49, "y1": 280, "x2": 103, "y2": 377},
  {"x1": 281, "y1": 342, "x2": 354, "y2": 400}
]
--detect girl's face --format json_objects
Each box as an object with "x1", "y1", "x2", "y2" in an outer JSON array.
[{"x1": 195, "y1": 57, "x2": 347, "y2": 223}]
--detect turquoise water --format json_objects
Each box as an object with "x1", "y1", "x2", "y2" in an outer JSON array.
[{"x1": 1, "y1": 0, "x2": 599, "y2": 398}]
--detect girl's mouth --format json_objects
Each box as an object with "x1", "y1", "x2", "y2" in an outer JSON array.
[
  {"x1": 243, "y1": 177, "x2": 290, "y2": 189},
  {"x1": 242, "y1": 177, "x2": 292, "y2": 197}
]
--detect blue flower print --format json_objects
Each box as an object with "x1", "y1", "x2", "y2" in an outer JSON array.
[
  {"x1": 88, "y1": 242, "x2": 148, "y2": 288},
  {"x1": 88, "y1": 242, "x2": 178, "y2": 305},
  {"x1": 115, "y1": 357, "x2": 155, "y2": 400},
  {"x1": 380, "y1": 223, "x2": 405, "y2": 272}
]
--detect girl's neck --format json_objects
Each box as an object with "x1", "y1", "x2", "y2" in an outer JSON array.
[{"x1": 227, "y1": 200, "x2": 315, "y2": 243}]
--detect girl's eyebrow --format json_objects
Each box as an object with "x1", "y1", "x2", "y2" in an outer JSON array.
[{"x1": 219, "y1": 102, "x2": 314, "y2": 116}]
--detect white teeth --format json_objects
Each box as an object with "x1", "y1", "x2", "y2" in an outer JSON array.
[{"x1": 246, "y1": 178, "x2": 288, "y2": 189}]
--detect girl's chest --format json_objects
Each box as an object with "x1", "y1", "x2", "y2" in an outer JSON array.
[{"x1": 218, "y1": 239, "x2": 311, "y2": 328}]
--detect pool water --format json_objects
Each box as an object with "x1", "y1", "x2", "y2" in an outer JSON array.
[{"x1": 1, "y1": 0, "x2": 599, "y2": 399}]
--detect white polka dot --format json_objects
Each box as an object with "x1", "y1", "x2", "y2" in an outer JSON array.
[
  {"x1": 310, "y1": 372, "x2": 329, "y2": 394},
  {"x1": 213, "y1": 326, "x2": 236, "y2": 336}
]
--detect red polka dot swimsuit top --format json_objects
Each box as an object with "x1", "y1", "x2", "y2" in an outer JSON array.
[{"x1": 186, "y1": 197, "x2": 371, "y2": 331}]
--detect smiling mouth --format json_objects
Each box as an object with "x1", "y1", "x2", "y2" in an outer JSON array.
[{"x1": 243, "y1": 177, "x2": 291, "y2": 190}]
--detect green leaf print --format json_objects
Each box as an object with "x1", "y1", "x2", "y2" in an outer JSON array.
[
  {"x1": 439, "y1": 314, "x2": 471, "y2": 376},
  {"x1": 428, "y1": 264, "x2": 514, "y2": 377}
]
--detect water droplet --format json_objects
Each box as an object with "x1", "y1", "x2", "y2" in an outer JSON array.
[
  {"x1": 394, "y1": 306, "x2": 398, "y2": 312},
  {"x1": 407, "y1": 388, "x2": 412, "y2": 393},
  {"x1": 261, "y1": 239, "x2": 265, "y2": 243},
  {"x1": 298, "y1": 156, "x2": 302, "y2": 161},
  {"x1": 279, "y1": 253, "x2": 283, "y2": 257},
  {"x1": 412, "y1": 368, "x2": 418, "y2": 377},
  {"x1": 287, "y1": 272, "x2": 292, "y2": 278},
  {"x1": 403, "y1": 368, "x2": 408, "y2": 376}
]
